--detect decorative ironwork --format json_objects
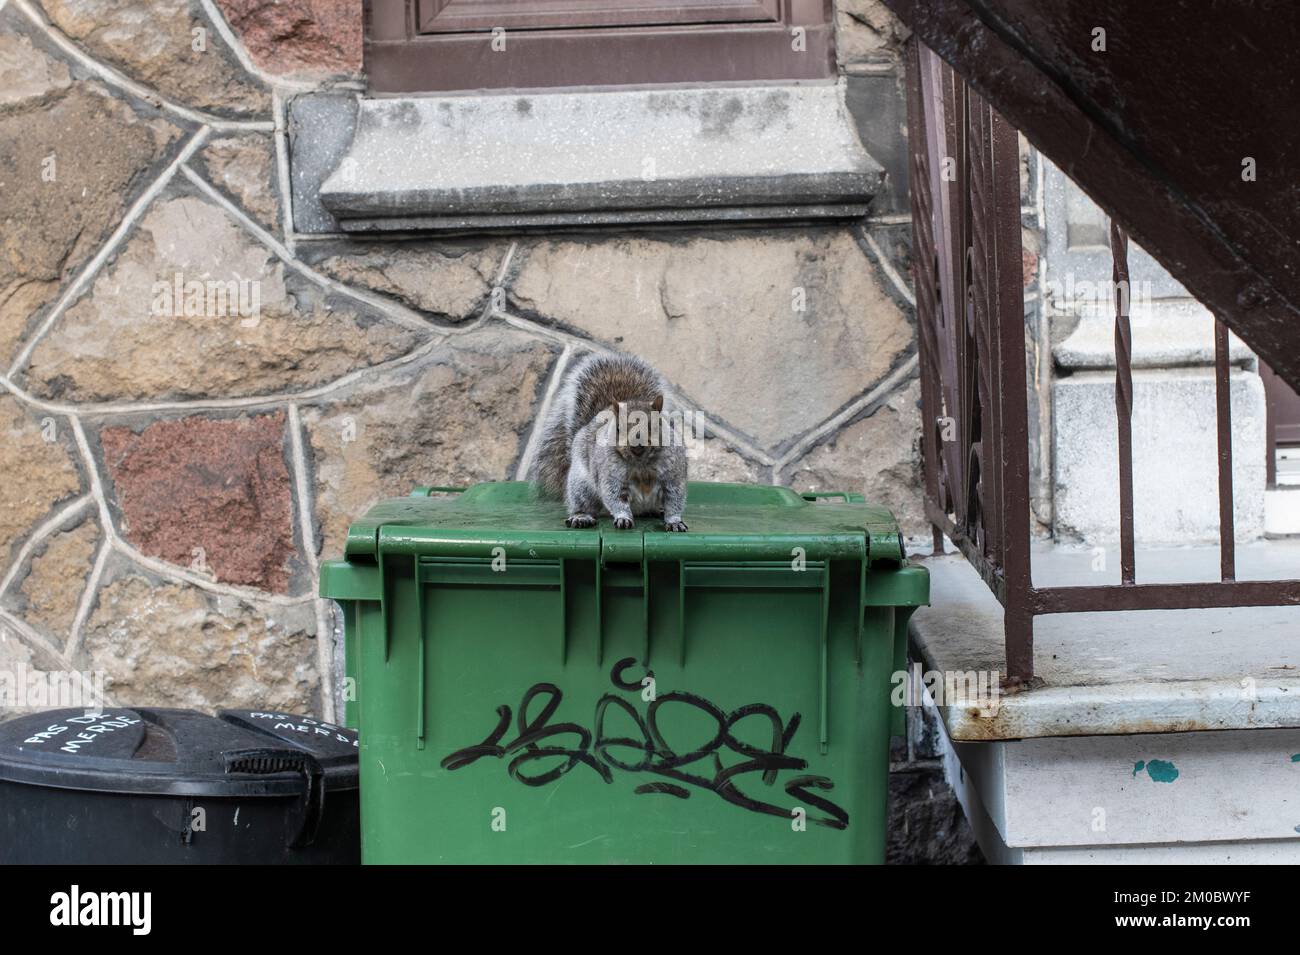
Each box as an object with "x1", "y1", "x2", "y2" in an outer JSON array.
[{"x1": 905, "y1": 38, "x2": 1300, "y2": 685}]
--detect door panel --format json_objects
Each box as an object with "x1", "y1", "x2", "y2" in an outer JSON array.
[
  {"x1": 417, "y1": 0, "x2": 781, "y2": 32},
  {"x1": 368, "y1": 0, "x2": 836, "y2": 92}
]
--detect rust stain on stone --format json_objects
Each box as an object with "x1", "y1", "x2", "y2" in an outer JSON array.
[
  {"x1": 100, "y1": 412, "x2": 297, "y2": 593},
  {"x1": 949, "y1": 706, "x2": 1218, "y2": 742}
]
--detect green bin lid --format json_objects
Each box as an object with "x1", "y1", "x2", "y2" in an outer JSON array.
[{"x1": 332, "y1": 481, "x2": 905, "y2": 567}]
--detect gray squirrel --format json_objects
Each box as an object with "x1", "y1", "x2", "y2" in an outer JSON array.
[{"x1": 533, "y1": 353, "x2": 688, "y2": 531}]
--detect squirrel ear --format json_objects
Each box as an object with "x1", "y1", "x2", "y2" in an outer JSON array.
[{"x1": 651, "y1": 394, "x2": 664, "y2": 412}]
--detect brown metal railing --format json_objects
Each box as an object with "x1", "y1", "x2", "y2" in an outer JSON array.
[{"x1": 904, "y1": 39, "x2": 1300, "y2": 685}]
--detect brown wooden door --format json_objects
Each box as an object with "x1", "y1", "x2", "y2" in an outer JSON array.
[
  {"x1": 416, "y1": 0, "x2": 781, "y2": 32},
  {"x1": 367, "y1": 0, "x2": 836, "y2": 93}
]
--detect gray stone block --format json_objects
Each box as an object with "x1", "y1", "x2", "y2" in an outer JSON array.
[
  {"x1": 1053, "y1": 368, "x2": 1266, "y2": 545},
  {"x1": 287, "y1": 91, "x2": 358, "y2": 234},
  {"x1": 1042, "y1": 157, "x2": 1190, "y2": 301},
  {"x1": 315, "y1": 82, "x2": 883, "y2": 232},
  {"x1": 845, "y1": 72, "x2": 909, "y2": 216},
  {"x1": 1054, "y1": 298, "x2": 1253, "y2": 370}
]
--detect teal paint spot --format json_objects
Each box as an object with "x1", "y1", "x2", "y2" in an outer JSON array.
[
  {"x1": 1291, "y1": 754, "x2": 1300, "y2": 763},
  {"x1": 1145, "y1": 759, "x2": 1179, "y2": 783},
  {"x1": 1132, "y1": 760, "x2": 1145, "y2": 778}
]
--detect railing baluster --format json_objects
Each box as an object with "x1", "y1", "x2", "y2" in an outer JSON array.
[
  {"x1": 1214, "y1": 318, "x2": 1236, "y2": 581},
  {"x1": 905, "y1": 36, "x2": 1300, "y2": 685},
  {"x1": 986, "y1": 101, "x2": 1034, "y2": 685},
  {"x1": 904, "y1": 40, "x2": 947, "y2": 558},
  {"x1": 1111, "y1": 222, "x2": 1137, "y2": 585}
]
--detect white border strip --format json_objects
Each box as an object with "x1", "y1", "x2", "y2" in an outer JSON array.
[
  {"x1": 514, "y1": 342, "x2": 572, "y2": 480},
  {"x1": 12, "y1": 0, "x2": 273, "y2": 130},
  {"x1": 196, "y1": 0, "x2": 321, "y2": 93},
  {"x1": 860, "y1": 228, "x2": 917, "y2": 307},
  {"x1": 180, "y1": 164, "x2": 436, "y2": 334},
  {"x1": 64, "y1": 536, "x2": 111, "y2": 659},
  {"x1": 0, "y1": 494, "x2": 92, "y2": 597},
  {"x1": 7, "y1": 127, "x2": 211, "y2": 378}
]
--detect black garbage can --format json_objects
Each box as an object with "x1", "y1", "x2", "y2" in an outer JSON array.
[{"x1": 0, "y1": 707, "x2": 359, "y2": 864}]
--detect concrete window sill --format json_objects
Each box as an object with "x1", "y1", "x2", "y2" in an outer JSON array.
[{"x1": 315, "y1": 81, "x2": 882, "y2": 233}]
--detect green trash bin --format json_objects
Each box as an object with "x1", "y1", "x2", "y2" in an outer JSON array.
[{"x1": 319, "y1": 481, "x2": 927, "y2": 864}]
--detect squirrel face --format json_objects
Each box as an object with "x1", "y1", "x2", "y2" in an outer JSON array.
[{"x1": 599, "y1": 396, "x2": 674, "y2": 466}]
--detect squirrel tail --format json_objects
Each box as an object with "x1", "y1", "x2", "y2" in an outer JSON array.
[{"x1": 533, "y1": 408, "x2": 572, "y2": 499}]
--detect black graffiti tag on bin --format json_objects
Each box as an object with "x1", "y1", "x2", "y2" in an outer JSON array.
[{"x1": 440, "y1": 657, "x2": 849, "y2": 830}]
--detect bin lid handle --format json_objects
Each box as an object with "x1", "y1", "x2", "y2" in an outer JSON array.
[
  {"x1": 223, "y1": 748, "x2": 325, "y2": 848},
  {"x1": 800, "y1": 490, "x2": 866, "y2": 503}
]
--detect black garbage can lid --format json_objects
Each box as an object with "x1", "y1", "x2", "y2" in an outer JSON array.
[{"x1": 0, "y1": 707, "x2": 358, "y2": 797}]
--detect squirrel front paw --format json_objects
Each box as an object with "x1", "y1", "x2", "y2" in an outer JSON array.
[
  {"x1": 664, "y1": 519, "x2": 688, "y2": 532},
  {"x1": 565, "y1": 513, "x2": 597, "y2": 528},
  {"x1": 613, "y1": 516, "x2": 635, "y2": 530}
]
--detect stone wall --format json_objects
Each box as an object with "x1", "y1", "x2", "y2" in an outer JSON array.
[
  {"x1": 0, "y1": 0, "x2": 930, "y2": 727},
  {"x1": 0, "y1": 0, "x2": 978, "y2": 864}
]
